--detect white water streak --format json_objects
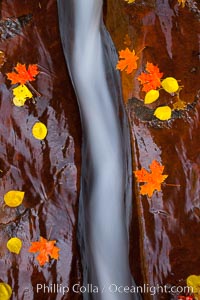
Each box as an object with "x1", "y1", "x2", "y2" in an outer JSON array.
[{"x1": 57, "y1": 1, "x2": 139, "y2": 299}]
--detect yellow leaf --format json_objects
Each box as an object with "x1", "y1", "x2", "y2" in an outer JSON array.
[
  {"x1": 32, "y1": 122, "x2": 48, "y2": 140},
  {"x1": 186, "y1": 275, "x2": 200, "y2": 294},
  {"x1": 12, "y1": 84, "x2": 33, "y2": 107},
  {"x1": 0, "y1": 283, "x2": 12, "y2": 300},
  {"x1": 161, "y1": 77, "x2": 179, "y2": 93},
  {"x1": 178, "y1": 0, "x2": 186, "y2": 7},
  {"x1": 144, "y1": 89, "x2": 160, "y2": 104},
  {"x1": 125, "y1": 0, "x2": 135, "y2": 3},
  {"x1": 154, "y1": 106, "x2": 172, "y2": 121},
  {"x1": 4, "y1": 190, "x2": 25, "y2": 207},
  {"x1": 7, "y1": 237, "x2": 22, "y2": 254}
]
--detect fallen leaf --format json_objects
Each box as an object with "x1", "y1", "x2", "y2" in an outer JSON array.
[
  {"x1": 123, "y1": 34, "x2": 132, "y2": 46},
  {"x1": 0, "y1": 282, "x2": 12, "y2": 300},
  {"x1": 116, "y1": 48, "x2": 139, "y2": 74},
  {"x1": 4, "y1": 190, "x2": 25, "y2": 207},
  {"x1": 29, "y1": 236, "x2": 60, "y2": 266},
  {"x1": 178, "y1": 296, "x2": 193, "y2": 300},
  {"x1": 178, "y1": 0, "x2": 186, "y2": 7},
  {"x1": 12, "y1": 84, "x2": 33, "y2": 107},
  {"x1": 138, "y1": 62, "x2": 163, "y2": 92},
  {"x1": 154, "y1": 106, "x2": 172, "y2": 121},
  {"x1": 134, "y1": 160, "x2": 168, "y2": 197},
  {"x1": 32, "y1": 122, "x2": 48, "y2": 140},
  {"x1": 6, "y1": 63, "x2": 39, "y2": 85},
  {"x1": 125, "y1": 0, "x2": 135, "y2": 3},
  {"x1": 7, "y1": 237, "x2": 22, "y2": 254},
  {"x1": 0, "y1": 51, "x2": 6, "y2": 68},
  {"x1": 161, "y1": 77, "x2": 179, "y2": 93},
  {"x1": 173, "y1": 98, "x2": 186, "y2": 110},
  {"x1": 144, "y1": 89, "x2": 160, "y2": 104},
  {"x1": 186, "y1": 275, "x2": 200, "y2": 294}
]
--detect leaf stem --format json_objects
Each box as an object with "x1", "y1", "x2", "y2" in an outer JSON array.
[
  {"x1": 27, "y1": 82, "x2": 41, "y2": 97},
  {"x1": 137, "y1": 46, "x2": 146, "y2": 55},
  {"x1": 47, "y1": 226, "x2": 53, "y2": 240},
  {"x1": 163, "y1": 183, "x2": 181, "y2": 187}
]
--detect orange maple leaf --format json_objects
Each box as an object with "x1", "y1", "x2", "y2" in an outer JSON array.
[
  {"x1": 134, "y1": 160, "x2": 168, "y2": 197},
  {"x1": 6, "y1": 63, "x2": 39, "y2": 85},
  {"x1": 137, "y1": 62, "x2": 163, "y2": 92},
  {"x1": 116, "y1": 48, "x2": 139, "y2": 74},
  {"x1": 29, "y1": 236, "x2": 60, "y2": 266}
]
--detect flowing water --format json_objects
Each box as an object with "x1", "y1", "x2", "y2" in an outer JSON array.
[
  {"x1": 57, "y1": 1, "x2": 138, "y2": 299},
  {"x1": 0, "y1": 1, "x2": 199, "y2": 299}
]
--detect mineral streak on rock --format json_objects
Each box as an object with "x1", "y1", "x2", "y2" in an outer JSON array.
[{"x1": 0, "y1": 14, "x2": 32, "y2": 41}]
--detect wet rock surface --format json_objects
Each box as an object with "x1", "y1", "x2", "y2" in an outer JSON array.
[
  {"x1": 106, "y1": 0, "x2": 200, "y2": 299},
  {"x1": 0, "y1": 1, "x2": 199, "y2": 300},
  {"x1": 0, "y1": 1, "x2": 82, "y2": 299}
]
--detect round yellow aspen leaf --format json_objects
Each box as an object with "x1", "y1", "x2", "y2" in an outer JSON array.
[
  {"x1": 154, "y1": 106, "x2": 172, "y2": 121},
  {"x1": 0, "y1": 282, "x2": 12, "y2": 300},
  {"x1": 144, "y1": 89, "x2": 160, "y2": 104},
  {"x1": 7, "y1": 237, "x2": 22, "y2": 254},
  {"x1": 32, "y1": 122, "x2": 48, "y2": 140},
  {"x1": 13, "y1": 97, "x2": 26, "y2": 107},
  {"x1": 12, "y1": 85, "x2": 33, "y2": 107},
  {"x1": 4, "y1": 190, "x2": 25, "y2": 207},
  {"x1": 186, "y1": 275, "x2": 200, "y2": 294},
  {"x1": 161, "y1": 77, "x2": 179, "y2": 93}
]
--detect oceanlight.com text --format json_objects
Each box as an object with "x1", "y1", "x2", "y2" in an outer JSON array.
[
  {"x1": 36, "y1": 283, "x2": 192, "y2": 296},
  {"x1": 108, "y1": 284, "x2": 192, "y2": 295}
]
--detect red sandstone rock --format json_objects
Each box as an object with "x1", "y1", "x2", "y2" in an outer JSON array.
[
  {"x1": 0, "y1": 1, "x2": 82, "y2": 299},
  {"x1": 106, "y1": 0, "x2": 200, "y2": 299}
]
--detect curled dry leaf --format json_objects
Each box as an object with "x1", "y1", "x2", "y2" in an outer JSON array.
[
  {"x1": 0, "y1": 50, "x2": 6, "y2": 68},
  {"x1": 29, "y1": 236, "x2": 60, "y2": 266},
  {"x1": 173, "y1": 98, "x2": 187, "y2": 110},
  {"x1": 134, "y1": 160, "x2": 168, "y2": 197},
  {"x1": 116, "y1": 48, "x2": 139, "y2": 74}
]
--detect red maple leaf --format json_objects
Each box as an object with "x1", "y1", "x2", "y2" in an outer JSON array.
[
  {"x1": 29, "y1": 236, "x2": 60, "y2": 266},
  {"x1": 178, "y1": 297, "x2": 193, "y2": 300},
  {"x1": 6, "y1": 63, "x2": 39, "y2": 85},
  {"x1": 137, "y1": 62, "x2": 163, "y2": 92},
  {"x1": 134, "y1": 160, "x2": 168, "y2": 197},
  {"x1": 116, "y1": 48, "x2": 139, "y2": 74}
]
